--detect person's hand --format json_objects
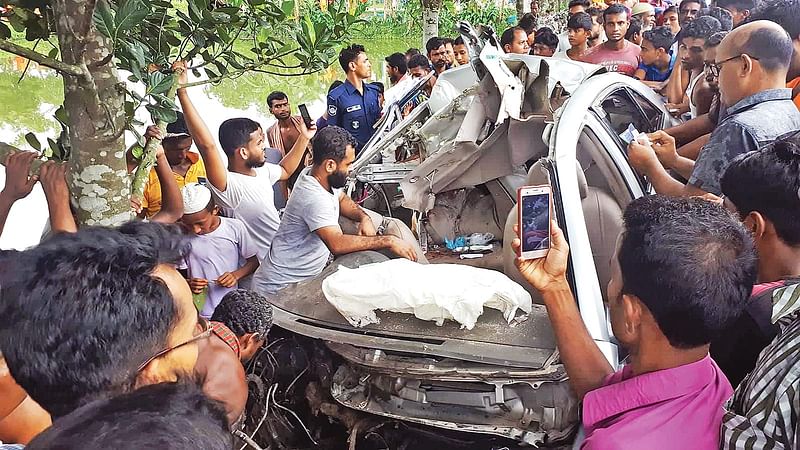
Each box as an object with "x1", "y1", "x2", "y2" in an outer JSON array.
[
  {"x1": 627, "y1": 138, "x2": 661, "y2": 174},
  {"x1": 39, "y1": 161, "x2": 69, "y2": 201},
  {"x1": 1, "y1": 151, "x2": 39, "y2": 202},
  {"x1": 172, "y1": 60, "x2": 188, "y2": 86},
  {"x1": 145, "y1": 125, "x2": 163, "y2": 141},
  {"x1": 298, "y1": 119, "x2": 317, "y2": 141},
  {"x1": 358, "y1": 215, "x2": 376, "y2": 236},
  {"x1": 693, "y1": 192, "x2": 723, "y2": 205},
  {"x1": 189, "y1": 278, "x2": 208, "y2": 294},
  {"x1": 647, "y1": 130, "x2": 678, "y2": 167},
  {"x1": 388, "y1": 236, "x2": 418, "y2": 262},
  {"x1": 131, "y1": 196, "x2": 143, "y2": 214},
  {"x1": 216, "y1": 272, "x2": 238, "y2": 288},
  {"x1": 512, "y1": 219, "x2": 570, "y2": 293},
  {"x1": 665, "y1": 102, "x2": 683, "y2": 116}
]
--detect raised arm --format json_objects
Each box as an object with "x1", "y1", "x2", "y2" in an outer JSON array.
[
  {"x1": 150, "y1": 152, "x2": 183, "y2": 224},
  {"x1": 39, "y1": 161, "x2": 77, "y2": 234},
  {"x1": 173, "y1": 61, "x2": 228, "y2": 192},
  {"x1": 0, "y1": 151, "x2": 38, "y2": 238},
  {"x1": 277, "y1": 121, "x2": 315, "y2": 182},
  {"x1": 513, "y1": 220, "x2": 614, "y2": 399}
]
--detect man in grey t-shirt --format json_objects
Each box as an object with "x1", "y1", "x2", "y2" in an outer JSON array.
[{"x1": 252, "y1": 126, "x2": 422, "y2": 294}]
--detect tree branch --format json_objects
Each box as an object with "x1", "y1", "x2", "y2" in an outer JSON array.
[
  {"x1": 0, "y1": 142, "x2": 46, "y2": 173},
  {"x1": 0, "y1": 39, "x2": 86, "y2": 77}
]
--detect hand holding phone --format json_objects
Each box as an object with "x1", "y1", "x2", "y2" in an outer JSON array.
[
  {"x1": 298, "y1": 104, "x2": 313, "y2": 128},
  {"x1": 517, "y1": 185, "x2": 552, "y2": 260}
]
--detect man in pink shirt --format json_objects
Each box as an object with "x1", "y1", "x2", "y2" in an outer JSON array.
[
  {"x1": 513, "y1": 195, "x2": 757, "y2": 449},
  {"x1": 581, "y1": 4, "x2": 641, "y2": 76}
]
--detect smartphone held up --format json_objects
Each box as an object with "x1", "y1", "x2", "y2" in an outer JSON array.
[
  {"x1": 298, "y1": 104, "x2": 313, "y2": 128},
  {"x1": 517, "y1": 185, "x2": 551, "y2": 260}
]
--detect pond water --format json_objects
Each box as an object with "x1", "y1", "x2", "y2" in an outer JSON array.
[{"x1": 0, "y1": 37, "x2": 415, "y2": 249}]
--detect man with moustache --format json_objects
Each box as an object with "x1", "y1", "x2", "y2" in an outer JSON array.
[{"x1": 251, "y1": 126, "x2": 422, "y2": 295}]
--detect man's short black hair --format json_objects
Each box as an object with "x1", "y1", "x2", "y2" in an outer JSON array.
[
  {"x1": 535, "y1": 27, "x2": 560, "y2": 49},
  {"x1": 453, "y1": 35, "x2": 465, "y2": 46},
  {"x1": 587, "y1": 6, "x2": 603, "y2": 20},
  {"x1": 681, "y1": 15, "x2": 723, "y2": 40},
  {"x1": 405, "y1": 47, "x2": 421, "y2": 58},
  {"x1": 500, "y1": 26, "x2": 525, "y2": 49},
  {"x1": 567, "y1": 12, "x2": 593, "y2": 31},
  {"x1": 312, "y1": 125, "x2": 357, "y2": 164},
  {"x1": 0, "y1": 222, "x2": 190, "y2": 417},
  {"x1": 664, "y1": 5, "x2": 678, "y2": 16},
  {"x1": 568, "y1": 0, "x2": 590, "y2": 9},
  {"x1": 603, "y1": 4, "x2": 629, "y2": 21},
  {"x1": 680, "y1": 0, "x2": 702, "y2": 12},
  {"x1": 619, "y1": 196, "x2": 757, "y2": 349},
  {"x1": 211, "y1": 289, "x2": 274, "y2": 338},
  {"x1": 385, "y1": 52, "x2": 408, "y2": 74},
  {"x1": 518, "y1": 12, "x2": 537, "y2": 34},
  {"x1": 717, "y1": 0, "x2": 756, "y2": 12},
  {"x1": 27, "y1": 382, "x2": 232, "y2": 450},
  {"x1": 407, "y1": 53, "x2": 431, "y2": 71},
  {"x1": 721, "y1": 133, "x2": 800, "y2": 246},
  {"x1": 219, "y1": 117, "x2": 261, "y2": 156},
  {"x1": 425, "y1": 37, "x2": 446, "y2": 55},
  {"x1": 442, "y1": 37, "x2": 454, "y2": 45},
  {"x1": 338, "y1": 43, "x2": 366, "y2": 72},
  {"x1": 739, "y1": 25, "x2": 794, "y2": 72},
  {"x1": 643, "y1": 26, "x2": 675, "y2": 50},
  {"x1": 745, "y1": 0, "x2": 800, "y2": 40},
  {"x1": 267, "y1": 91, "x2": 288, "y2": 108},
  {"x1": 700, "y1": 6, "x2": 733, "y2": 31},
  {"x1": 705, "y1": 30, "x2": 728, "y2": 48},
  {"x1": 372, "y1": 81, "x2": 384, "y2": 94},
  {"x1": 626, "y1": 18, "x2": 643, "y2": 40}
]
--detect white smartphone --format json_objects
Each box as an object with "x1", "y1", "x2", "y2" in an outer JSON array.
[{"x1": 518, "y1": 185, "x2": 552, "y2": 260}]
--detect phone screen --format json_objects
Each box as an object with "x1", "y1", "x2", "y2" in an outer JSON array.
[
  {"x1": 298, "y1": 104, "x2": 313, "y2": 127},
  {"x1": 521, "y1": 193, "x2": 550, "y2": 253}
]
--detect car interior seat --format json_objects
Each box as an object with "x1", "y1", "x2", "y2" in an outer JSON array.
[{"x1": 503, "y1": 160, "x2": 623, "y2": 303}]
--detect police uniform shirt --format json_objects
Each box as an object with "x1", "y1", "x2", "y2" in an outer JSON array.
[{"x1": 326, "y1": 79, "x2": 381, "y2": 149}]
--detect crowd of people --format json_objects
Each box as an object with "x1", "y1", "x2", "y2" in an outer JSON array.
[{"x1": 0, "y1": 0, "x2": 799, "y2": 448}]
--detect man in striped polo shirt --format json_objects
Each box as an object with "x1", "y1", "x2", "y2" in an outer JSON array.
[{"x1": 720, "y1": 132, "x2": 800, "y2": 449}]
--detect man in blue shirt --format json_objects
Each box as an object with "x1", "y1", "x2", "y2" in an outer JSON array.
[
  {"x1": 326, "y1": 44, "x2": 381, "y2": 149},
  {"x1": 635, "y1": 26, "x2": 677, "y2": 88}
]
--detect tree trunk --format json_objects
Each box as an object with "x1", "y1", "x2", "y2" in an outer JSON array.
[
  {"x1": 421, "y1": 0, "x2": 441, "y2": 48},
  {"x1": 53, "y1": 0, "x2": 132, "y2": 227},
  {"x1": 516, "y1": 0, "x2": 530, "y2": 18}
]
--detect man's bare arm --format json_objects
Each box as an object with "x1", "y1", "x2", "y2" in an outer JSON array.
[
  {"x1": 150, "y1": 151, "x2": 183, "y2": 224},
  {"x1": 316, "y1": 226, "x2": 416, "y2": 260},
  {"x1": 174, "y1": 62, "x2": 228, "y2": 192}
]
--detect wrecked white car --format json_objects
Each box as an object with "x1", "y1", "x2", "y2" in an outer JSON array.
[{"x1": 241, "y1": 26, "x2": 673, "y2": 449}]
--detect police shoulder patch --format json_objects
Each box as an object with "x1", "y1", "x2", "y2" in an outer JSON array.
[{"x1": 328, "y1": 104, "x2": 337, "y2": 116}]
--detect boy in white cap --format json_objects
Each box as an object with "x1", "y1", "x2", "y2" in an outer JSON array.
[{"x1": 180, "y1": 183, "x2": 259, "y2": 318}]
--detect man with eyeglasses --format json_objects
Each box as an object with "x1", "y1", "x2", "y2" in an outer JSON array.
[
  {"x1": 0, "y1": 222, "x2": 202, "y2": 420},
  {"x1": 628, "y1": 20, "x2": 800, "y2": 198}
]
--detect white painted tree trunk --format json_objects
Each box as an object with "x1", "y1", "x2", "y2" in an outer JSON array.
[{"x1": 421, "y1": 0, "x2": 441, "y2": 48}]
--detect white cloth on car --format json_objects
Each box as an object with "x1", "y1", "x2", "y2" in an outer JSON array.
[{"x1": 322, "y1": 259, "x2": 532, "y2": 329}]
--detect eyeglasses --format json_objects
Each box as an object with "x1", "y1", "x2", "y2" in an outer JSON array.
[
  {"x1": 136, "y1": 317, "x2": 211, "y2": 373},
  {"x1": 708, "y1": 54, "x2": 760, "y2": 78}
]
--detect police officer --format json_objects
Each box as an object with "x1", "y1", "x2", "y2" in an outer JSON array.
[{"x1": 326, "y1": 44, "x2": 381, "y2": 150}]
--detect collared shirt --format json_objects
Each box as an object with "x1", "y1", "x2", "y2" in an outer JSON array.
[
  {"x1": 582, "y1": 355, "x2": 732, "y2": 450},
  {"x1": 326, "y1": 79, "x2": 381, "y2": 149},
  {"x1": 690, "y1": 89, "x2": 800, "y2": 195},
  {"x1": 141, "y1": 153, "x2": 206, "y2": 218},
  {"x1": 722, "y1": 285, "x2": 800, "y2": 450}
]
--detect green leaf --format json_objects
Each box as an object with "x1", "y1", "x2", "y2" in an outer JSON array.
[
  {"x1": 116, "y1": 0, "x2": 149, "y2": 34},
  {"x1": 54, "y1": 105, "x2": 68, "y2": 126},
  {"x1": 47, "y1": 138, "x2": 63, "y2": 161},
  {"x1": 152, "y1": 93, "x2": 178, "y2": 110},
  {"x1": 47, "y1": 47, "x2": 59, "y2": 59},
  {"x1": 130, "y1": 143, "x2": 145, "y2": 160},
  {"x1": 146, "y1": 104, "x2": 178, "y2": 123},
  {"x1": 24, "y1": 132, "x2": 41, "y2": 152},
  {"x1": 147, "y1": 70, "x2": 174, "y2": 96},
  {"x1": 93, "y1": 0, "x2": 117, "y2": 39}
]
